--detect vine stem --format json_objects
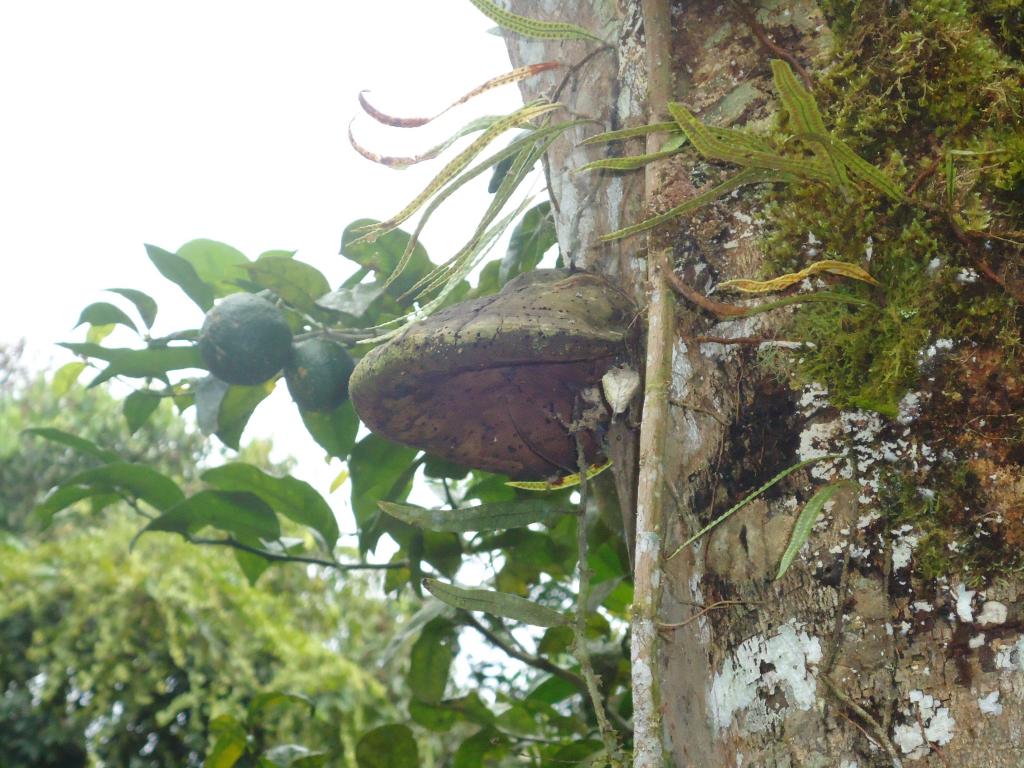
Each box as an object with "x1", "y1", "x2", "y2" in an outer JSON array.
[{"x1": 632, "y1": 0, "x2": 674, "y2": 765}]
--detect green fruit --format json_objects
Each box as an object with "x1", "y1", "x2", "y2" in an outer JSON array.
[
  {"x1": 198, "y1": 293, "x2": 293, "y2": 385},
  {"x1": 285, "y1": 338, "x2": 355, "y2": 412}
]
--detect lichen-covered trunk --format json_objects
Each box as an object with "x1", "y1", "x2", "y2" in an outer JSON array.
[{"x1": 504, "y1": 0, "x2": 1024, "y2": 765}]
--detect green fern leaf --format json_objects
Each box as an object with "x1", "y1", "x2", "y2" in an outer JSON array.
[{"x1": 466, "y1": 0, "x2": 605, "y2": 43}]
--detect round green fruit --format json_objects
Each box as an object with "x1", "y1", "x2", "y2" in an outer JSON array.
[
  {"x1": 285, "y1": 338, "x2": 355, "y2": 412},
  {"x1": 198, "y1": 293, "x2": 293, "y2": 385}
]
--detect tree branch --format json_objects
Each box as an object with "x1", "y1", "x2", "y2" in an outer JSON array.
[{"x1": 461, "y1": 613, "x2": 587, "y2": 693}]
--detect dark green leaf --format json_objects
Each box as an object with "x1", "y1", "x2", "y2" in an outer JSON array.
[
  {"x1": 107, "y1": 288, "x2": 158, "y2": 328},
  {"x1": 422, "y1": 455, "x2": 470, "y2": 480},
  {"x1": 203, "y1": 463, "x2": 339, "y2": 550},
  {"x1": 423, "y1": 579, "x2": 569, "y2": 627},
  {"x1": 378, "y1": 498, "x2": 566, "y2": 533},
  {"x1": 141, "y1": 490, "x2": 281, "y2": 541},
  {"x1": 409, "y1": 700, "x2": 458, "y2": 732},
  {"x1": 349, "y1": 434, "x2": 418, "y2": 545},
  {"x1": 123, "y1": 390, "x2": 162, "y2": 435},
  {"x1": 453, "y1": 727, "x2": 506, "y2": 768},
  {"x1": 408, "y1": 618, "x2": 456, "y2": 704},
  {"x1": 21, "y1": 427, "x2": 119, "y2": 463},
  {"x1": 525, "y1": 674, "x2": 577, "y2": 706},
  {"x1": 243, "y1": 257, "x2": 330, "y2": 314},
  {"x1": 176, "y1": 239, "x2": 250, "y2": 297},
  {"x1": 146, "y1": 243, "x2": 215, "y2": 311},
  {"x1": 234, "y1": 541, "x2": 272, "y2": 585},
  {"x1": 61, "y1": 463, "x2": 185, "y2": 511},
  {"x1": 262, "y1": 745, "x2": 328, "y2": 768},
  {"x1": 500, "y1": 201, "x2": 556, "y2": 283},
  {"x1": 355, "y1": 724, "x2": 418, "y2": 768},
  {"x1": 537, "y1": 625, "x2": 574, "y2": 656},
  {"x1": 422, "y1": 531, "x2": 462, "y2": 578},
  {"x1": 75, "y1": 302, "x2": 138, "y2": 333},
  {"x1": 301, "y1": 399, "x2": 359, "y2": 459}
]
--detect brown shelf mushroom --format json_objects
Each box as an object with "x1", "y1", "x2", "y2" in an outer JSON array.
[{"x1": 350, "y1": 269, "x2": 640, "y2": 480}]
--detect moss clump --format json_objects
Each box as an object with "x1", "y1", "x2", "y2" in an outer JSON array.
[
  {"x1": 879, "y1": 463, "x2": 1024, "y2": 585},
  {"x1": 757, "y1": 0, "x2": 1023, "y2": 415}
]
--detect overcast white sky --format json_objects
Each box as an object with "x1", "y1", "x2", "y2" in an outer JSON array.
[{"x1": 0, "y1": 1, "x2": 525, "y2": 499}]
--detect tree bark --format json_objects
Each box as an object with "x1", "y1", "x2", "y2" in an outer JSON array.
[{"x1": 503, "y1": 1, "x2": 1024, "y2": 765}]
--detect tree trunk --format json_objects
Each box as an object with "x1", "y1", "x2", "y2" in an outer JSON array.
[{"x1": 503, "y1": 1, "x2": 1024, "y2": 765}]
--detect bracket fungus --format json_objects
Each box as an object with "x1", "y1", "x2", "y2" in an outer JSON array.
[{"x1": 349, "y1": 269, "x2": 640, "y2": 479}]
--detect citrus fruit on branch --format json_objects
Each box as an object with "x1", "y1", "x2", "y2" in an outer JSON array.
[{"x1": 198, "y1": 293, "x2": 293, "y2": 385}]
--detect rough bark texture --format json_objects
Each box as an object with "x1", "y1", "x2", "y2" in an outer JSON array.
[{"x1": 504, "y1": 0, "x2": 1024, "y2": 765}]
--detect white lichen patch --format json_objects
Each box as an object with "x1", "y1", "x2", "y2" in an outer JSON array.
[
  {"x1": 897, "y1": 391, "x2": 924, "y2": 425},
  {"x1": 798, "y1": 382, "x2": 830, "y2": 417},
  {"x1": 892, "y1": 525, "x2": 921, "y2": 571},
  {"x1": 893, "y1": 689, "x2": 956, "y2": 759},
  {"x1": 708, "y1": 621, "x2": 822, "y2": 733},
  {"x1": 976, "y1": 600, "x2": 1008, "y2": 626},
  {"x1": 994, "y1": 636, "x2": 1024, "y2": 671},
  {"x1": 954, "y1": 583, "x2": 977, "y2": 623},
  {"x1": 978, "y1": 690, "x2": 1003, "y2": 716}
]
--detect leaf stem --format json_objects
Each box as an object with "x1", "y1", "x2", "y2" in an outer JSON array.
[{"x1": 187, "y1": 535, "x2": 408, "y2": 573}]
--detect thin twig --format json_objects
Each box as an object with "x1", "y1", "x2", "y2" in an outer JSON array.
[
  {"x1": 573, "y1": 428, "x2": 621, "y2": 759},
  {"x1": 733, "y1": 2, "x2": 813, "y2": 90},
  {"x1": 821, "y1": 675, "x2": 903, "y2": 768},
  {"x1": 187, "y1": 535, "x2": 408, "y2": 573},
  {"x1": 632, "y1": 1, "x2": 675, "y2": 765},
  {"x1": 657, "y1": 599, "x2": 756, "y2": 631},
  {"x1": 461, "y1": 613, "x2": 587, "y2": 693}
]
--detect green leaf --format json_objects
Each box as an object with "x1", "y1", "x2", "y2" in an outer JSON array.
[
  {"x1": 423, "y1": 579, "x2": 569, "y2": 627},
  {"x1": 409, "y1": 699, "x2": 458, "y2": 732},
  {"x1": 315, "y1": 283, "x2": 387, "y2": 319},
  {"x1": 61, "y1": 463, "x2": 185, "y2": 511},
  {"x1": 145, "y1": 243, "x2": 215, "y2": 311},
  {"x1": 243, "y1": 257, "x2": 331, "y2": 315},
  {"x1": 31, "y1": 485, "x2": 108, "y2": 529},
  {"x1": 52, "y1": 362, "x2": 86, "y2": 397},
  {"x1": 123, "y1": 390, "x2": 162, "y2": 435},
  {"x1": 422, "y1": 531, "x2": 462, "y2": 578},
  {"x1": 248, "y1": 691, "x2": 314, "y2": 722},
  {"x1": 195, "y1": 376, "x2": 230, "y2": 435},
  {"x1": 21, "y1": 427, "x2": 120, "y2": 463},
  {"x1": 75, "y1": 302, "x2": 138, "y2": 333},
  {"x1": 378, "y1": 498, "x2": 566, "y2": 532},
  {"x1": 466, "y1": 0, "x2": 604, "y2": 42},
  {"x1": 499, "y1": 201, "x2": 556, "y2": 283},
  {"x1": 234, "y1": 540, "x2": 272, "y2": 585},
  {"x1": 579, "y1": 122, "x2": 680, "y2": 145},
  {"x1": 355, "y1": 724, "x2": 418, "y2": 768},
  {"x1": 670, "y1": 453, "x2": 846, "y2": 558},
  {"x1": 86, "y1": 323, "x2": 115, "y2": 344},
  {"x1": 599, "y1": 167, "x2": 789, "y2": 242},
  {"x1": 301, "y1": 400, "x2": 360, "y2": 460},
  {"x1": 59, "y1": 343, "x2": 203, "y2": 386},
  {"x1": 776, "y1": 482, "x2": 851, "y2": 580},
  {"x1": 576, "y1": 145, "x2": 685, "y2": 173},
  {"x1": 349, "y1": 434, "x2": 419, "y2": 543},
  {"x1": 176, "y1": 238, "x2": 250, "y2": 297},
  {"x1": 216, "y1": 381, "x2": 275, "y2": 450},
  {"x1": 107, "y1": 288, "x2": 158, "y2": 328},
  {"x1": 408, "y1": 618, "x2": 456, "y2": 704},
  {"x1": 141, "y1": 490, "x2": 281, "y2": 541},
  {"x1": 453, "y1": 727, "x2": 506, "y2": 768},
  {"x1": 203, "y1": 463, "x2": 339, "y2": 551},
  {"x1": 207, "y1": 714, "x2": 247, "y2": 768},
  {"x1": 340, "y1": 221, "x2": 433, "y2": 302}
]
